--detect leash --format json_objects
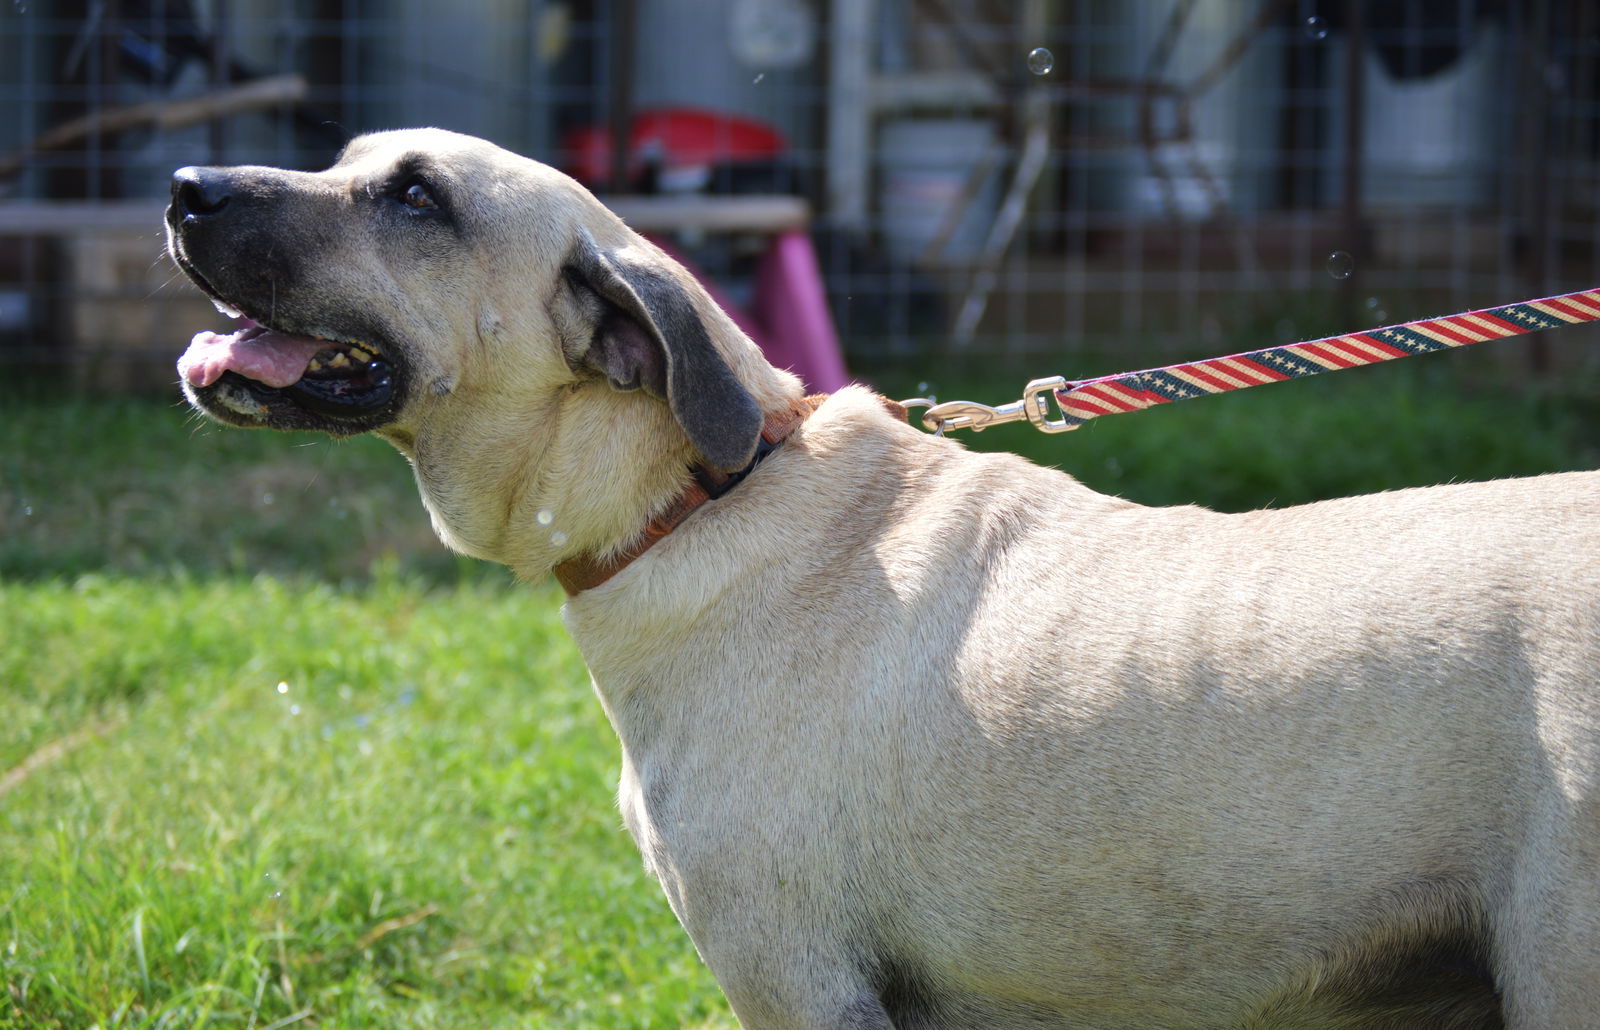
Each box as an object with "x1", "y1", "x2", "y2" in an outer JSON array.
[{"x1": 908, "y1": 287, "x2": 1600, "y2": 435}]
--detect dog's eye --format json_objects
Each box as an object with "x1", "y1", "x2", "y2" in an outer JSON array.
[{"x1": 399, "y1": 180, "x2": 439, "y2": 211}]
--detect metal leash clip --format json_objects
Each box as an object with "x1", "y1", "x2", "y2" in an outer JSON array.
[{"x1": 905, "y1": 377, "x2": 1075, "y2": 435}]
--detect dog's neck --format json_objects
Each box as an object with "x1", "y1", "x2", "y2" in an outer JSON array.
[
  {"x1": 387, "y1": 386, "x2": 666, "y2": 569},
  {"x1": 393, "y1": 376, "x2": 815, "y2": 584},
  {"x1": 552, "y1": 397, "x2": 825, "y2": 594}
]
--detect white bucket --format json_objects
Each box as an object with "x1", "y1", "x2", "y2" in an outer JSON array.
[
  {"x1": 877, "y1": 118, "x2": 1002, "y2": 264},
  {"x1": 1358, "y1": 26, "x2": 1501, "y2": 210}
]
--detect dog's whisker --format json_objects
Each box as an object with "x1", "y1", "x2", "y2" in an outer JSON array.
[{"x1": 145, "y1": 267, "x2": 188, "y2": 301}]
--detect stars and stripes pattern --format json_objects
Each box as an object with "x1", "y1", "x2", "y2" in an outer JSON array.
[{"x1": 1050, "y1": 287, "x2": 1600, "y2": 429}]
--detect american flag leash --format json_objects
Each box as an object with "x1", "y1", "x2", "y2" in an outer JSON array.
[{"x1": 914, "y1": 287, "x2": 1600, "y2": 435}]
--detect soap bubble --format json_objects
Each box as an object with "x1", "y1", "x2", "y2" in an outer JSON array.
[
  {"x1": 1027, "y1": 47, "x2": 1054, "y2": 76},
  {"x1": 1304, "y1": 16, "x2": 1328, "y2": 41},
  {"x1": 1326, "y1": 251, "x2": 1354, "y2": 280}
]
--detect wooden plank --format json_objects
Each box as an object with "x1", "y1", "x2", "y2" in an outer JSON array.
[
  {"x1": 0, "y1": 202, "x2": 169, "y2": 235},
  {"x1": 0, "y1": 75, "x2": 308, "y2": 181},
  {"x1": 0, "y1": 195, "x2": 810, "y2": 237},
  {"x1": 602, "y1": 195, "x2": 810, "y2": 232}
]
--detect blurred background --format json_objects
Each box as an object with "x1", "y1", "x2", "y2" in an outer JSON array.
[
  {"x1": 7, "y1": 0, "x2": 1600, "y2": 577},
  {"x1": 6, "y1": 0, "x2": 1600, "y2": 389},
  {"x1": 3, "y1": 0, "x2": 1600, "y2": 549},
  {"x1": 7, "y1": 6, "x2": 1600, "y2": 1026}
]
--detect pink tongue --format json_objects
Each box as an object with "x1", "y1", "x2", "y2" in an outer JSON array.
[{"x1": 179, "y1": 325, "x2": 332, "y2": 389}]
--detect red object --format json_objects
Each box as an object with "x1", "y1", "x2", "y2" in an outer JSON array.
[{"x1": 563, "y1": 108, "x2": 785, "y2": 187}]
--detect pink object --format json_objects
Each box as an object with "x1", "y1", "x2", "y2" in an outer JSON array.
[
  {"x1": 648, "y1": 231, "x2": 848, "y2": 393},
  {"x1": 751, "y1": 229, "x2": 848, "y2": 393},
  {"x1": 178, "y1": 324, "x2": 330, "y2": 388},
  {"x1": 562, "y1": 106, "x2": 845, "y2": 390}
]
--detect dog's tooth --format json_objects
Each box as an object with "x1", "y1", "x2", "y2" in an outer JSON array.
[
  {"x1": 328, "y1": 352, "x2": 351, "y2": 369},
  {"x1": 307, "y1": 358, "x2": 323, "y2": 372}
]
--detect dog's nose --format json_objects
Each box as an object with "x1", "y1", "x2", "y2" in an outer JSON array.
[{"x1": 171, "y1": 166, "x2": 233, "y2": 220}]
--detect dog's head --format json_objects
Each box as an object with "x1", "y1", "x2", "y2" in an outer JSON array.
[{"x1": 168, "y1": 128, "x2": 777, "y2": 474}]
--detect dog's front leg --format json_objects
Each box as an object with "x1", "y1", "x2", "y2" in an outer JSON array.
[
  {"x1": 706, "y1": 949, "x2": 897, "y2": 1030},
  {"x1": 618, "y1": 766, "x2": 900, "y2": 1029},
  {"x1": 635, "y1": 847, "x2": 899, "y2": 1028}
]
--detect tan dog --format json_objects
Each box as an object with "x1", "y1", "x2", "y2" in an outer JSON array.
[{"x1": 169, "y1": 128, "x2": 1598, "y2": 1029}]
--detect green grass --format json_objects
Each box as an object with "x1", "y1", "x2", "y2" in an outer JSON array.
[
  {"x1": 1, "y1": 573, "x2": 734, "y2": 1029},
  {"x1": 2, "y1": 356, "x2": 1598, "y2": 1028},
  {"x1": 1, "y1": 392, "x2": 735, "y2": 1027}
]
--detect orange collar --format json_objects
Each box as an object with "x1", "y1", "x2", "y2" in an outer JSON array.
[{"x1": 553, "y1": 395, "x2": 825, "y2": 595}]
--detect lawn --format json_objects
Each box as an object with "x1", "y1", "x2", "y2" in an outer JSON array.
[
  {"x1": 1, "y1": 397, "x2": 734, "y2": 1028},
  {"x1": 2, "y1": 355, "x2": 1597, "y2": 1028},
  {"x1": 1, "y1": 575, "x2": 733, "y2": 1029}
]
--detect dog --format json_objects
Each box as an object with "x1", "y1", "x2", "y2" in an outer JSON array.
[{"x1": 168, "y1": 128, "x2": 1598, "y2": 1029}]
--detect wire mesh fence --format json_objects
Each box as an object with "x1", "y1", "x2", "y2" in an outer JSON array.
[{"x1": 4, "y1": 0, "x2": 1600, "y2": 390}]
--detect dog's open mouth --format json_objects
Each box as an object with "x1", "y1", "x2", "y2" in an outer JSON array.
[{"x1": 179, "y1": 315, "x2": 397, "y2": 420}]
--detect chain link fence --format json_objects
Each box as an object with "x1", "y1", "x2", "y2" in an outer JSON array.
[{"x1": 4, "y1": 0, "x2": 1599, "y2": 389}]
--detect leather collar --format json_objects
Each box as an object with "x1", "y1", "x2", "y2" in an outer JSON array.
[{"x1": 553, "y1": 395, "x2": 826, "y2": 595}]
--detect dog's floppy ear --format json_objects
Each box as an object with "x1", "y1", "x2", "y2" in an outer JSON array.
[{"x1": 562, "y1": 237, "x2": 763, "y2": 472}]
